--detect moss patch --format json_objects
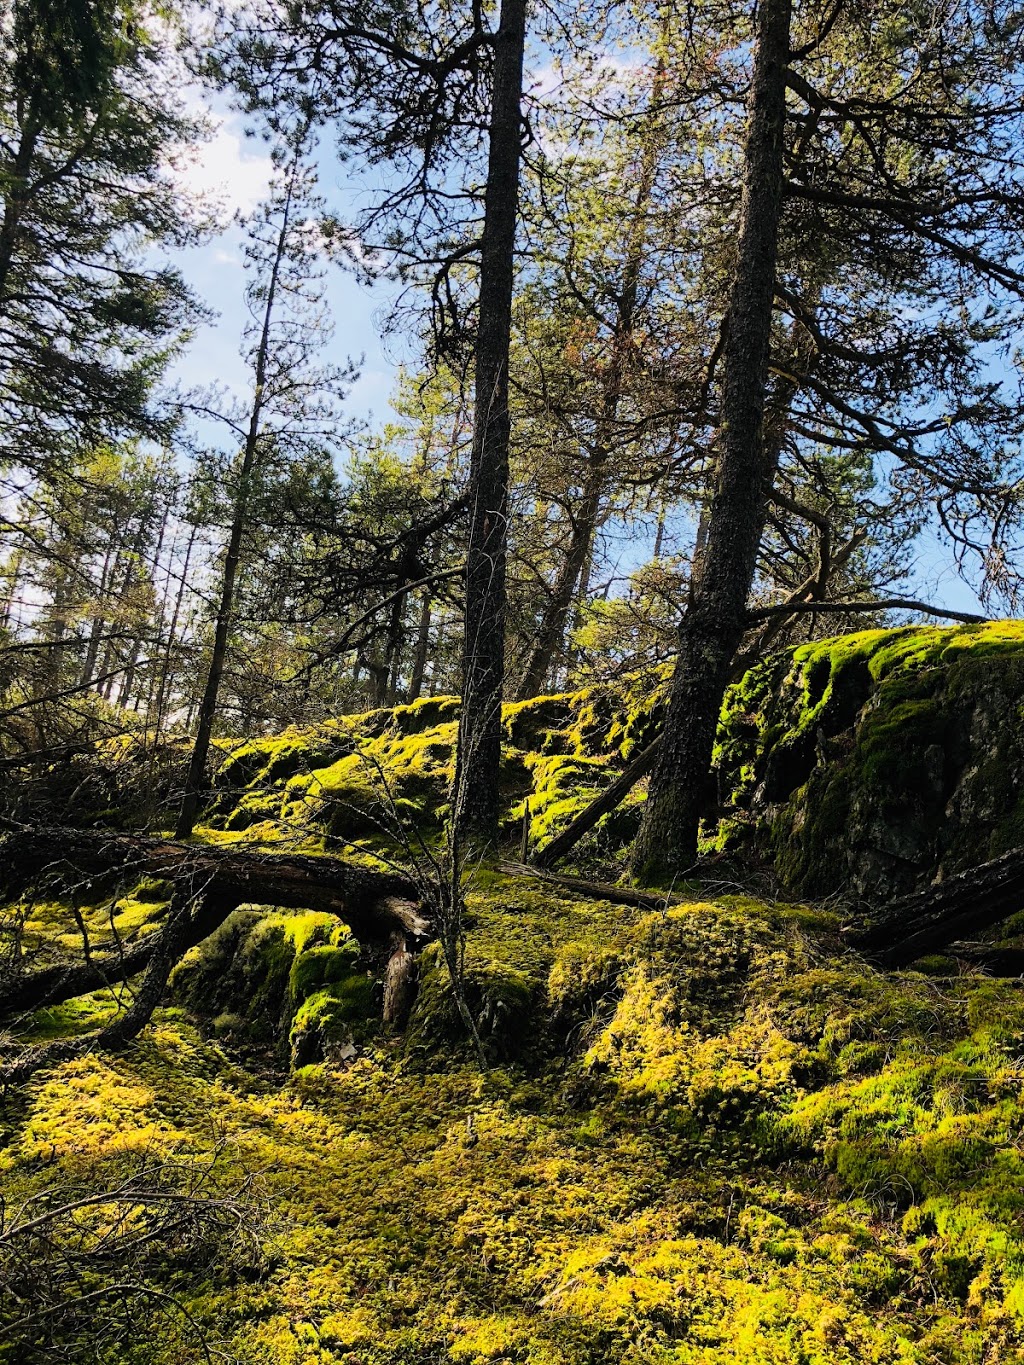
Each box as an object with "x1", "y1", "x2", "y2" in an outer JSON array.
[
  {"x1": 716, "y1": 621, "x2": 1024, "y2": 897},
  {"x1": 6, "y1": 873, "x2": 1024, "y2": 1363}
]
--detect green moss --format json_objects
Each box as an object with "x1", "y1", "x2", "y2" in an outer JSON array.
[
  {"x1": 717, "y1": 620, "x2": 1024, "y2": 897},
  {"x1": 288, "y1": 937, "x2": 362, "y2": 1003},
  {"x1": 9, "y1": 868, "x2": 1024, "y2": 1363},
  {"x1": 169, "y1": 908, "x2": 369, "y2": 1057}
]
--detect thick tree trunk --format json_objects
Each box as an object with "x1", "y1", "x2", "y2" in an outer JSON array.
[
  {"x1": 453, "y1": 0, "x2": 526, "y2": 848},
  {"x1": 631, "y1": 0, "x2": 792, "y2": 882}
]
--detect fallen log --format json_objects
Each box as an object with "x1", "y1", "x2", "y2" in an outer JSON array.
[
  {"x1": 847, "y1": 845, "x2": 1024, "y2": 968},
  {"x1": 497, "y1": 859, "x2": 691, "y2": 910},
  {"x1": 1, "y1": 827, "x2": 427, "y2": 1024},
  {"x1": 530, "y1": 740, "x2": 661, "y2": 870}
]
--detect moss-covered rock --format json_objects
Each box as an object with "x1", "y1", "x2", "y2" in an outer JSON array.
[
  {"x1": 170, "y1": 907, "x2": 373, "y2": 1062},
  {"x1": 190, "y1": 679, "x2": 671, "y2": 863},
  {"x1": 716, "y1": 621, "x2": 1024, "y2": 897}
]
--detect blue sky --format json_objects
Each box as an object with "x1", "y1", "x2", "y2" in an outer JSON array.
[
  {"x1": 168, "y1": 94, "x2": 405, "y2": 428},
  {"x1": 167, "y1": 92, "x2": 993, "y2": 620}
]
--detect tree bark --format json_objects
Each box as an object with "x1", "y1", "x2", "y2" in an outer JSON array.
[
  {"x1": 631, "y1": 0, "x2": 792, "y2": 882},
  {"x1": 499, "y1": 858, "x2": 689, "y2": 910},
  {"x1": 530, "y1": 738, "x2": 661, "y2": 869},
  {"x1": 452, "y1": 0, "x2": 527, "y2": 849},
  {"x1": 152, "y1": 521, "x2": 197, "y2": 740},
  {"x1": 515, "y1": 49, "x2": 668, "y2": 703}
]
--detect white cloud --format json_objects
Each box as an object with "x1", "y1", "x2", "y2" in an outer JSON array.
[{"x1": 173, "y1": 112, "x2": 275, "y2": 219}]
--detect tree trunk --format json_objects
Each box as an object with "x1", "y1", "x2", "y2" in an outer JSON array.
[
  {"x1": 515, "y1": 50, "x2": 667, "y2": 703},
  {"x1": 530, "y1": 738, "x2": 661, "y2": 869},
  {"x1": 152, "y1": 521, "x2": 197, "y2": 739},
  {"x1": 516, "y1": 471, "x2": 604, "y2": 700},
  {"x1": 385, "y1": 588, "x2": 407, "y2": 705},
  {"x1": 408, "y1": 590, "x2": 432, "y2": 702},
  {"x1": 79, "y1": 541, "x2": 116, "y2": 687},
  {"x1": 846, "y1": 846, "x2": 1024, "y2": 968},
  {"x1": 0, "y1": 545, "x2": 23, "y2": 630},
  {"x1": 175, "y1": 169, "x2": 299, "y2": 839},
  {"x1": 452, "y1": 0, "x2": 527, "y2": 849},
  {"x1": 631, "y1": 0, "x2": 792, "y2": 882},
  {"x1": 0, "y1": 117, "x2": 39, "y2": 310}
]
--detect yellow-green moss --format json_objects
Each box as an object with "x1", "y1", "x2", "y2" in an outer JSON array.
[
  {"x1": 7, "y1": 875, "x2": 1024, "y2": 1363},
  {"x1": 716, "y1": 621, "x2": 1024, "y2": 897},
  {"x1": 169, "y1": 908, "x2": 372, "y2": 1058}
]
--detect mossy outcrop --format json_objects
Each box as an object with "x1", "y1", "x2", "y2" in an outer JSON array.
[
  {"x1": 169, "y1": 907, "x2": 374, "y2": 1065},
  {"x1": 199, "y1": 674, "x2": 668, "y2": 863},
  {"x1": 717, "y1": 621, "x2": 1024, "y2": 898}
]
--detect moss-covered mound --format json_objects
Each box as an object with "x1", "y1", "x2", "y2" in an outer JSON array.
[
  {"x1": 717, "y1": 621, "x2": 1024, "y2": 897},
  {"x1": 5, "y1": 873, "x2": 1024, "y2": 1363},
  {"x1": 199, "y1": 677, "x2": 666, "y2": 863},
  {"x1": 169, "y1": 907, "x2": 373, "y2": 1066}
]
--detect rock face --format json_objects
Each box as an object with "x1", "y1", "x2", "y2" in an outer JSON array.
[{"x1": 716, "y1": 621, "x2": 1024, "y2": 899}]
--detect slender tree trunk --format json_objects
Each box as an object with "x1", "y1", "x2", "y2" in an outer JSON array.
[
  {"x1": 653, "y1": 509, "x2": 667, "y2": 560},
  {"x1": 0, "y1": 546, "x2": 24, "y2": 630},
  {"x1": 153, "y1": 522, "x2": 197, "y2": 739},
  {"x1": 120, "y1": 502, "x2": 169, "y2": 710},
  {"x1": 631, "y1": 0, "x2": 792, "y2": 882},
  {"x1": 175, "y1": 174, "x2": 297, "y2": 839},
  {"x1": 100, "y1": 540, "x2": 146, "y2": 702},
  {"x1": 516, "y1": 470, "x2": 603, "y2": 699},
  {"x1": 452, "y1": 0, "x2": 527, "y2": 847},
  {"x1": 515, "y1": 49, "x2": 667, "y2": 702},
  {"x1": 0, "y1": 118, "x2": 39, "y2": 310},
  {"x1": 385, "y1": 589, "x2": 407, "y2": 705},
  {"x1": 79, "y1": 541, "x2": 117, "y2": 687},
  {"x1": 408, "y1": 590, "x2": 432, "y2": 702}
]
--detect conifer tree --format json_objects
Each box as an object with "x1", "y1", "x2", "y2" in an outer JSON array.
[
  {"x1": 176, "y1": 117, "x2": 350, "y2": 837},
  {"x1": 0, "y1": 0, "x2": 202, "y2": 481}
]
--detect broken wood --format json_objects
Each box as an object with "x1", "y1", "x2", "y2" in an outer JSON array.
[
  {"x1": 944, "y1": 943, "x2": 1024, "y2": 975},
  {"x1": 1, "y1": 827, "x2": 428, "y2": 1033},
  {"x1": 847, "y1": 845, "x2": 1024, "y2": 968}
]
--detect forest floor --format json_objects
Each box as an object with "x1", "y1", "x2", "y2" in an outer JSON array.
[
  {"x1": 7, "y1": 626, "x2": 1024, "y2": 1362},
  {"x1": 5, "y1": 864, "x2": 1024, "y2": 1364}
]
